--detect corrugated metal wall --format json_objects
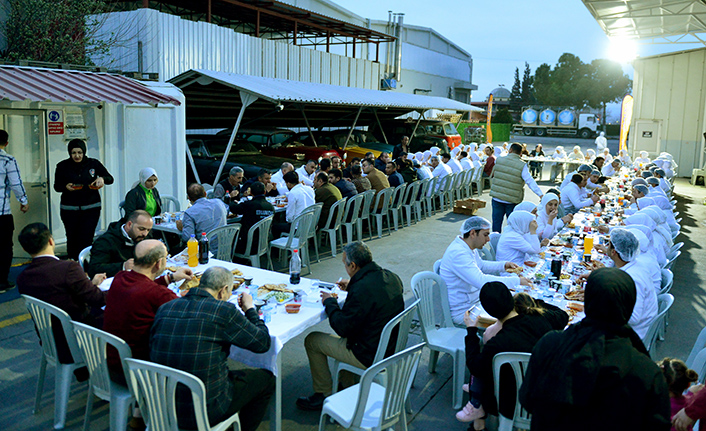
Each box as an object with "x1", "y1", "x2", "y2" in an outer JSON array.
[
  {"x1": 93, "y1": 9, "x2": 381, "y2": 90},
  {"x1": 632, "y1": 48, "x2": 706, "y2": 176}
]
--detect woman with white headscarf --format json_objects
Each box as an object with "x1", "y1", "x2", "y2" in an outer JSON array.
[
  {"x1": 537, "y1": 193, "x2": 573, "y2": 240},
  {"x1": 633, "y1": 150, "x2": 650, "y2": 168},
  {"x1": 422, "y1": 150, "x2": 432, "y2": 165},
  {"x1": 584, "y1": 149, "x2": 596, "y2": 164},
  {"x1": 624, "y1": 227, "x2": 662, "y2": 294},
  {"x1": 514, "y1": 201, "x2": 538, "y2": 215},
  {"x1": 469, "y1": 152, "x2": 482, "y2": 170},
  {"x1": 617, "y1": 149, "x2": 632, "y2": 166},
  {"x1": 601, "y1": 148, "x2": 613, "y2": 164},
  {"x1": 549, "y1": 146, "x2": 567, "y2": 182},
  {"x1": 494, "y1": 146, "x2": 504, "y2": 158},
  {"x1": 567, "y1": 146, "x2": 585, "y2": 172},
  {"x1": 469, "y1": 142, "x2": 478, "y2": 154},
  {"x1": 123, "y1": 167, "x2": 162, "y2": 218},
  {"x1": 496, "y1": 210, "x2": 542, "y2": 267},
  {"x1": 639, "y1": 206, "x2": 673, "y2": 252},
  {"x1": 429, "y1": 146, "x2": 441, "y2": 157}
]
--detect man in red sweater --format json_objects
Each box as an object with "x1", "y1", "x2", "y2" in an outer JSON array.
[{"x1": 102, "y1": 239, "x2": 193, "y2": 381}]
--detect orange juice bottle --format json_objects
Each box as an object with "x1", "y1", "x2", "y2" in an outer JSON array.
[
  {"x1": 583, "y1": 235, "x2": 594, "y2": 255},
  {"x1": 187, "y1": 235, "x2": 199, "y2": 267}
]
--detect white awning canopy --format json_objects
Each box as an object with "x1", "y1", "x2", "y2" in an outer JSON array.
[
  {"x1": 168, "y1": 69, "x2": 480, "y2": 129},
  {"x1": 582, "y1": 0, "x2": 706, "y2": 45}
]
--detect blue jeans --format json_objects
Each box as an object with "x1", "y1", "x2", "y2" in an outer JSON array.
[{"x1": 492, "y1": 199, "x2": 516, "y2": 233}]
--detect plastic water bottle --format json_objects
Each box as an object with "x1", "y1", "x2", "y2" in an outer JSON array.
[
  {"x1": 198, "y1": 232, "x2": 209, "y2": 265},
  {"x1": 289, "y1": 249, "x2": 301, "y2": 285},
  {"x1": 187, "y1": 235, "x2": 199, "y2": 267}
]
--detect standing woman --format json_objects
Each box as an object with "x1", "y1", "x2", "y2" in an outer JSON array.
[
  {"x1": 123, "y1": 168, "x2": 162, "y2": 218},
  {"x1": 54, "y1": 139, "x2": 113, "y2": 260}
]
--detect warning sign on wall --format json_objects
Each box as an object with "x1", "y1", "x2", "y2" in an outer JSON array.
[{"x1": 48, "y1": 110, "x2": 64, "y2": 135}]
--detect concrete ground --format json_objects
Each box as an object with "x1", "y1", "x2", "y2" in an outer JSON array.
[{"x1": 0, "y1": 156, "x2": 703, "y2": 431}]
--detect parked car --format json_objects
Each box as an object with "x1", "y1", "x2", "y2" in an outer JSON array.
[
  {"x1": 284, "y1": 130, "x2": 395, "y2": 161},
  {"x1": 368, "y1": 119, "x2": 461, "y2": 154},
  {"x1": 186, "y1": 135, "x2": 301, "y2": 185},
  {"x1": 217, "y1": 128, "x2": 340, "y2": 162}
]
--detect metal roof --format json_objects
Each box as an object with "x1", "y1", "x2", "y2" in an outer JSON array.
[
  {"x1": 169, "y1": 69, "x2": 479, "y2": 129},
  {"x1": 582, "y1": 0, "x2": 706, "y2": 45},
  {"x1": 0, "y1": 66, "x2": 181, "y2": 105}
]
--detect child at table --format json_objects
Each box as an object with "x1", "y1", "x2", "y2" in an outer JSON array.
[{"x1": 659, "y1": 357, "x2": 699, "y2": 431}]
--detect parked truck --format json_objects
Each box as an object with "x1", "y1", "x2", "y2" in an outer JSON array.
[{"x1": 513, "y1": 106, "x2": 599, "y2": 139}]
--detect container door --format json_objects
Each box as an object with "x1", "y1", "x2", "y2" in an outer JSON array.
[
  {"x1": 0, "y1": 110, "x2": 49, "y2": 259},
  {"x1": 634, "y1": 119, "x2": 662, "y2": 158}
]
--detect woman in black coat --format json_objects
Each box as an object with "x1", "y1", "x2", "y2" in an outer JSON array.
[
  {"x1": 54, "y1": 139, "x2": 113, "y2": 260},
  {"x1": 122, "y1": 167, "x2": 162, "y2": 219}
]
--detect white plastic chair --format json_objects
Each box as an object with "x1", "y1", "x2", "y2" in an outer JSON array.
[
  {"x1": 232, "y1": 215, "x2": 273, "y2": 269},
  {"x1": 400, "y1": 181, "x2": 421, "y2": 227},
  {"x1": 687, "y1": 328, "x2": 706, "y2": 369},
  {"x1": 689, "y1": 348, "x2": 706, "y2": 385},
  {"x1": 369, "y1": 188, "x2": 394, "y2": 239},
  {"x1": 434, "y1": 175, "x2": 452, "y2": 212},
  {"x1": 419, "y1": 177, "x2": 436, "y2": 218},
  {"x1": 668, "y1": 242, "x2": 684, "y2": 257},
  {"x1": 22, "y1": 294, "x2": 86, "y2": 429},
  {"x1": 331, "y1": 300, "x2": 420, "y2": 397},
  {"x1": 492, "y1": 352, "x2": 532, "y2": 431},
  {"x1": 270, "y1": 211, "x2": 314, "y2": 274},
  {"x1": 125, "y1": 358, "x2": 241, "y2": 431},
  {"x1": 411, "y1": 271, "x2": 466, "y2": 409},
  {"x1": 78, "y1": 246, "x2": 92, "y2": 271},
  {"x1": 341, "y1": 194, "x2": 365, "y2": 244},
  {"x1": 72, "y1": 322, "x2": 134, "y2": 431},
  {"x1": 160, "y1": 194, "x2": 181, "y2": 212},
  {"x1": 319, "y1": 198, "x2": 347, "y2": 257},
  {"x1": 432, "y1": 259, "x2": 442, "y2": 275},
  {"x1": 659, "y1": 268, "x2": 673, "y2": 295},
  {"x1": 318, "y1": 343, "x2": 424, "y2": 431},
  {"x1": 300, "y1": 203, "x2": 323, "y2": 263},
  {"x1": 471, "y1": 164, "x2": 484, "y2": 197},
  {"x1": 206, "y1": 224, "x2": 241, "y2": 261},
  {"x1": 359, "y1": 190, "x2": 377, "y2": 240},
  {"x1": 664, "y1": 250, "x2": 680, "y2": 270},
  {"x1": 488, "y1": 232, "x2": 501, "y2": 260},
  {"x1": 388, "y1": 183, "x2": 407, "y2": 231},
  {"x1": 644, "y1": 293, "x2": 675, "y2": 357}
]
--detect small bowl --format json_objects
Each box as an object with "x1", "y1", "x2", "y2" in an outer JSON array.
[
  {"x1": 244, "y1": 277, "x2": 253, "y2": 286},
  {"x1": 285, "y1": 303, "x2": 301, "y2": 314},
  {"x1": 253, "y1": 300, "x2": 265, "y2": 312}
]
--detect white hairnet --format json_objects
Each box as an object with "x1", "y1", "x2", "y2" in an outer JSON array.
[
  {"x1": 640, "y1": 151, "x2": 649, "y2": 158},
  {"x1": 514, "y1": 201, "x2": 537, "y2": 214},
  {"x1": 460, "y1": 216, "x2": 491, "y2": 234},
  {"x1": 429, "y1": 147, "x2": 440, "y2": 156},
  {"x1": 610, "y1": 228, "x2": 640, "y2": 262},
  {"x1": 479, "y1": 144, "x2": 487, "y2": 152},
  {"x1": 423, "y1": 150, "x2": 432, "y2": 161},
  {"x1": 573, "y1": 145, "x2": 581, "y2": 152},
  {"x1": 655, "y1": 168, "x2": 666, "y2": 177},
  {"x1": 505, "y1": 210, "x2": 536, "y2": 235},
  {"x1": 599, "y1": 131, "x2": 605, "y2": 137},
  {"x1": 587, "y1": 149, "x2": 596, "y2": 157},
  {"x1": 631, "y1": 178, "x2": 648, "y2": 187},
  {"x1": 450, "y1": 147, "x2": 460, "y2": 157},
  {"x1": 556, "y1": 146, "x2": 564, "y2": 152},
  {"x1": 633, "y1": 185, "x2": 649, "y2": 197},
  {"x1": 415, "y1": 151, "x2": 424, "y2": 162},
  {"x1": 646, "y1": 177, "x2": 660, "y2": 186},
  {"x1": 624, "y1": 227, "x2": 649, "y2": 253}
]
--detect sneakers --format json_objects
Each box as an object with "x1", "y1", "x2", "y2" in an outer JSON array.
[
  {"x1": 456, "y1": 401, "x2": 486, "y2": 422},
  {"x1": 462, "y1": 383, "x2": 469, "y2": 393},
  {"x1": 296, "y1": 393, "x2": 326, "y2": 411}
]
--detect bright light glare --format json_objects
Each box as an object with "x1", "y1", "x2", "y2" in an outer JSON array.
[{"x1": 607, "y1": 37, "x2": 638, "y2": 63}]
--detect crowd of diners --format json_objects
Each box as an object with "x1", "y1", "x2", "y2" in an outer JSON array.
[{"x1": 0, "y1": 127, "x2": 699, "y2": 431}]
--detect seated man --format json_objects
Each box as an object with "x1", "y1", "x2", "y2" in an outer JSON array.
[
  {"x1": 103, "y1": 240, "x2": 192, "y2": 380},
  {"x1": 331, "y1": 156, "x2": 342, "y2": 170},
  {"x1": 319, "y1": 158, "x2": 332, "y2": 174},
  {"x1": 430, "y1": 155, "x2": 452, "y2": 180},
  {"x1": 362, "y1": 157, "x2": 390, "y2": 193},
  {"x1": 87, "y1": 210, "x2": 153, "y2": 277},
  {"x1": 342, "y1": 157, "x2": 360, "y2": 179},
  {"x1": 296, "y1": 241, "x2": 404, "y2": 410},
  {"x1": 272, "y1": 171, "x2": 315, "y2": 238},
  {"x1": 242, "y1": 169, "x2": 278, "y2": 197},
  {"x1": 213, "y1": 166, "x2": 244, "y2": 201},
  {"x1": 295, "y1": 159, "x2": 318, "y2": 187},
  {"x1": 598, "y1": 228, "x2": 658, "y2": 339},
  {"x1": 602, "y1": 158, "x2": 622, "y2": 177},
  {"x1": 350, "y1": 164, "x2": 372, "y2": 193},
  {"x1": 270, "y1": 162, "x2": 294, "y2": 196},
  {"x1": 228, "y1": 181, "x2": 275, "y2": 256},
  {"x1": 560, "y1": 163, "x2": 593, "y2": 189},
  {"x1": 561, "y1": 174, "x2": 599, "y2": 214},
  {"x1": 374, "y1": 152, "x2": 390, "y2": 172},
  {"x1": 585, "y1": 170, "x2": 609, "y2": 193},
  {"x1": 397, "y1": 158, "x2": 418, "y2": 183},
  {"x1": 439, "y1": 216, "x2": 530, "y2": 325},
  {"x1": 177, "y1": 183, "x2": 228, "y2": 255},
  {"x1": 151, "y1": 267, "x2": 273, "y2": 431},
  {"x1": 17, "y1": 222, "x2": 106, "y2": 364},
  {"x1": 442, "y1": 152, "x2": 463, "y2": 173},
  {"x1": 329, "y1": 168, "x2": 357, "y2": 199},
  {"x1": 314, "y1": 172, "x2": 342, "y2": 229},
  {"x1": 385, "y1": 161, "x2": 404, "y2": 187}
]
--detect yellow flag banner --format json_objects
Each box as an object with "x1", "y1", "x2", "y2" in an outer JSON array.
[
  {"x1": 619, "y1": 94, "x2": 634, "y2": 152},
  {"x1": 486, "y1": 94, "x2": 494, "y2": 144}
]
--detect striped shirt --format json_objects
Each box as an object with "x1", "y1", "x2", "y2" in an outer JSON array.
[{"x1": 0, "y1": 149, "x2": 27, "y2": 215}]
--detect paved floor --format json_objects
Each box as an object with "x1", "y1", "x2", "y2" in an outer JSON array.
[{"x1": 0, "y1": 168, "x2": 703, "y2": 431}]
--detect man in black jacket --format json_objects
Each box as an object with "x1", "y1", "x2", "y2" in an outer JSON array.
[
  {"x1": 228, "y1": 182, "x2": 274, "y2": 256},
  {"x1": 329, "y1": 169, "x2": 357, "y2": 200},
  {"x1": 87, "y1": 210, "x2": 153, "y2": 277},
  {"x1": 241, "y1": 169, "x2": 278, "y2": 198},
  {"x1": 296, "y1": 241, "x2": 404, "y2": 410}
]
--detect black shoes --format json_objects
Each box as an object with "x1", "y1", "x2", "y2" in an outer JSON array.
[{"x1": 296, "y1": 393, "x2": 326, "y2": 411}]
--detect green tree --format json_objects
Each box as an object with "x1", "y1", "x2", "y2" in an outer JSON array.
[
  {"x1": 532, "y1": 63, "x2": 552, "y2": 105},
  {"x1": 520, "y1": 62, "x2": 535, "y2": 106},
  {"x1": 493, "y1": 107, "x2": 513, "y2": 124},
  {"x1": 2, "y1": 0, "x2": 111, "y2": 65},
  {"x1": 587, "y1": 58, "x2": 632, "y2": 126},
  {"x1": 509, "y1": 67, "x2": 521, "y2": 112}
]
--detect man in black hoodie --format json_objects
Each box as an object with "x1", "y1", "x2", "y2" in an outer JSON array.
[
  {"x1": 87, "y1": 210, "x2": 153, "y2": 277},
  {"x1": 228, "y1": 182, "x2": 274, "y2": 256}
]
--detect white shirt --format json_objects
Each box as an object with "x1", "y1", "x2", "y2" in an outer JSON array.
[
  {"x1": 621, "y1": 259, "x2": 659, "y2": 339},
  {"x1": 495, "y1": 231, "x2": 541, "y2": 268},
  {"x1": 439, "y1": 236, "x2": 520, "y2": 325},
  {"x1": 635, "y1": 253, "x2": 661, "y2": 294},
  {"x1": 492, "y1": 164, "x2": 543, "y2": 204},
  {"x1": 432, "y1": 162, "x2": 452, "y2": 179},
  {"x1": 294, "y1": 165, "x2": 316, "y2": 187},
  {"x1": 460, "y1": 158, "x2": 473, "y2": 171},
  {"x1": 595, "y1": 135, "x2": 607, "y2": 151},
  {"x1": 633, "y1": 157, "x2": 650, "y2": 168},
  {"x1": 285, "y1": 183, "x2": 315, "y2": 222},
  {"x1": 448, "y1": 158, "x2": 464, "y2": 173},
  {"x1": 537, "y1": 211, "x2": 564, "y2": 240},
  {"x1": 561, "y1": 182, "x2": 594, "y2": 213},
  {"x1": 270, "y1": 169, "x2": 289, "y2": 196},
  {"x1": 560, "y1": 170, "x2": 579, "y2": 189},
  {"x1": 416, "y1": 165, "x2": 433, "y2": 180},
  {"x1": 602, "y1": 164, "x2": 617, "y2": 177}
]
